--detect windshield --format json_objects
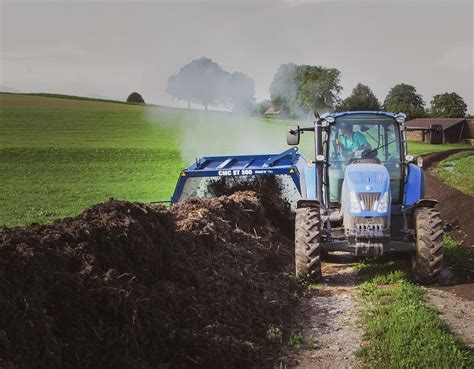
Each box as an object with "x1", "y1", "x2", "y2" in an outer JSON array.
[{"x1": 327, "y1": 114, "x2": 402, "y2": 203}]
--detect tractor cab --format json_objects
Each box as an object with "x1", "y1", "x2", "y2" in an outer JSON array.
[{"x1": 325, "y1": 112, "x2": 403, "y2": 205}]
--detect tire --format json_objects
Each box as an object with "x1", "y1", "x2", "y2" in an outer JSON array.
[
  {"x1": 295, "y1": 206, "x2": 322, "y2": 281},
  {"x1": 412, "y1": 207, "x2": 443, "y2": 284}
]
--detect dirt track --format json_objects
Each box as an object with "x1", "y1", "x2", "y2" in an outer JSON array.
[
  {"x1": 292, "y1": 256, "x2": 362, "y2": 369},
  {"x1": 424, "y1": 148, "x2": 474, "y2": 247}
]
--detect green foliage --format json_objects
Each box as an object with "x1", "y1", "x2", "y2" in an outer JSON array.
[
  {"x1": 430, "y1": 92, "x2": 467, "y2": 118},
  {"x1": 287, "y1": 333, "x2": 305, "y2": 350},
  {"x1": 256, "y1": 100, "x2": 273, "y2": 116},
  {"x1": 437, "y1": 151, "x2": 474, "y2": 196},
  {"x1": 383, "y1": 83, "x2": 426, "y2": 119},
  {"x1": 127, "y1": 92, "x2": 145, "y2": 103},
  {"x1": 358, "y1": 274, "x2": 473, "y2": 368},
  {"x1": 269, "y1": 63, "x2": 299, "y2": 117},
  {"x1": 166, "y1": 57, "x2": 255, "y2": 110},
  {"x1": 336, "y1": 83, "x2": 381, "y2": 112},
  {"x1": 266, "y1": 326, "x2": 283, "y2": 344},
  {"x1": 295, "y1": 65, "x2": 342, "y2": 113},
  {"x1": 273, "y1": 362, "x2": 286, "y2": 369},
  {"x1": 269, "y1": 63, "x2": 342, "y2": 117},
  {"x1": 354, "y1": 259, "x2": 408, "y2": 280},
  {"x1": 443, "y1": 234, "x2": 474, "y2": 275}
]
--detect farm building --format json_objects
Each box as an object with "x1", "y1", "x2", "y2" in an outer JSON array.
[
  {"x1": 263, "y1": 105, "x2": 282, "y2": 117},
  {"x1": 405, "y1": 118, "x2": 470, "y2": 143}
]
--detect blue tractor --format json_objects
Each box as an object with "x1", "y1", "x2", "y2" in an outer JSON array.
[{"x1": 171, "y1": 111, "x2": 444, "y2": 284}]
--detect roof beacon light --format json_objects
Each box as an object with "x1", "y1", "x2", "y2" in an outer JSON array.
[{"x1": 395, "y1": 113, "x2": 407, "y2": 123}]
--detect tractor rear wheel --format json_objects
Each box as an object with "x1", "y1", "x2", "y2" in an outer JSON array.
[
  {"x1": 412, "y1": 207, "x2": 443, "y2": 284},
  {"x1": 295, "y1": 206, "x2": 322, "y2": 281}
]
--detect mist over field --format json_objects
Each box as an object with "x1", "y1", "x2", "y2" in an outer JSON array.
[{"x1": 145, "y1": 107, "x2": 294, "y2": 163}]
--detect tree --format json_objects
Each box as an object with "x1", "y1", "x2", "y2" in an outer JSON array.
[
  {"x1": 269, "y1": 63, "x2": 299, "y2": 117},
  {"x1": 166, "y1": 57, "x2": 255, "y2": 111},
  {"x1": 269, "y1": 63, "x2": 342, "y2": 117},
  {"x1": 336, "y1": 83, "x2": 381, "y2": 112},
  {"x1": 256, "y1": 100, "x2": 272, "y2": 116},
  {"x1": 166, "y1": 57, "x2": 227, "y2": 110},
  {"x1": 225, "y1": 71, "x2": 255, "y2": 110},
  {"x1": 127, "y1": 92, "x2": 145, "y2": 104},
  {"x1": 295, "y1": 65, "x2": 342, "y2": 113},
  {"x1": 430, "y1": 92, "x2": 467, "y2": 118},
  {"x1": 383, "y1": 83, "x2": 426, "y2": 118}
]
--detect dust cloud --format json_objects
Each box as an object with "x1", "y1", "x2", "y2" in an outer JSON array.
[{"x1": 145, "y1": 106, "x2": 310, "y2": 165}]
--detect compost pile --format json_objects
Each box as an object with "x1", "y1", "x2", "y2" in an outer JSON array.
[{"x1": 0, "y1": 190, "x2": 298, "y2": 369}]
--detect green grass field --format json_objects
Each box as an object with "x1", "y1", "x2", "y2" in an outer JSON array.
[
  {"x1": 0, "y1": 93, "x2": 295, "y2": 227},
  {"x1": 1, "y1": 93, "x2": 470, "y2": 227},
  {"x1": 437, "y1": 150, "x2": 474, "y2": 196}
]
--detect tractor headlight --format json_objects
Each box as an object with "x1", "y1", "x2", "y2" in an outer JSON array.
[
  {"x1": 349, "y1": 191, "x2": 362, "y2": 213},
  {"x1": 376, "y1": 191, "x2": 390, "y2": 213}
]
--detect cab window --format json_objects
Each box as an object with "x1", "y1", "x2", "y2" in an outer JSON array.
[{"x1": 327, "y1": 114, "x2": 401, "y2": 203}]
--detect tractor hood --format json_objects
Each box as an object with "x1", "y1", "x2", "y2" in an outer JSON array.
[
  {"x1": 345, "y1": 164, "x2": 391, "y2": 195},
  {"x1": 342, "y1": 163, "x2": 391, "y2": 216}
]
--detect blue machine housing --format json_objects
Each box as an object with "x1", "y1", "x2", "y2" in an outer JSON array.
[
  {"x1": 404, "y1": 163, "x2": 425, "y2": 205},
  {"x1": 343, "y1": 163, "x2": 391, "y2": 216},
  {"x1": 171, "y1": 148, "x2": 306, "y2": 203}
]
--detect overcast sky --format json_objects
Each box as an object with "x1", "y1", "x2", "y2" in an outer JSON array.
[{"x1": 1, "y1": 0, "x2": 473, "y2": 112}]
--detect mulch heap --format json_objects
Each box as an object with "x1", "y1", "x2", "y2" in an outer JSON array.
[
  {"x1": 0, "y1": 190, "x2": 299, "y2": 369},
  {"x1": 423, "y1": 148, "x2": 474, "y2": 247}
]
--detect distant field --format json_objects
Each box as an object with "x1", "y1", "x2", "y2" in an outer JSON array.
[
  {"x1": 0, "y1": 93, "x2": 293, "y2": 227},
  {"x1": 407, "y1": 141, "x2": 469, "y2": 156},
  {"x1": 1, "y1": 93, "x2": 469, "y2": 227}
]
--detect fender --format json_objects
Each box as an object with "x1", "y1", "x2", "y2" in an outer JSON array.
[
  {"x1": 412, "y1": 199, "x2": 438, "y2": 208},
  {"x1": 297, "y1": 199, "x2": 320, "y2": 209}
]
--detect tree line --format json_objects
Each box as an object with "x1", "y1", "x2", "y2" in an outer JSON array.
[{"x1": 154, "y1": 57, "x2": 468, "y2": 118}]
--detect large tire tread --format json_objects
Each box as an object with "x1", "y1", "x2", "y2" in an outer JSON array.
[
  {"x1": 295, "y1": 206, "x2": 322, "y2": 281},
  {"x1": 413, "y1": 207, "x2": 443, "y2": 284}
]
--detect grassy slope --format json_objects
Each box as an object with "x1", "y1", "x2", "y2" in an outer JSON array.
[
  {"x1": 0, "y1": 94, "x2": 184, "y2": 226},
  {"x1": 0, "y1": 93, "x2": 294, "y2": 227},
  {"x1": 437, "y1": 151, "x2": 474, "y2": 196}
]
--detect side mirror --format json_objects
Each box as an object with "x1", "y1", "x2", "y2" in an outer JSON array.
[
  {"x1": 287, "y1": 125, "x2": 300, "y2": 145},
  {"x1": 430, "y1": 124, "x2": 443, "y2": 144}
]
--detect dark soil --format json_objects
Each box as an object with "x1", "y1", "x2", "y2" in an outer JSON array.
[
  {"x1": 423, "y1": 148, "x2": 474, "y2": 247},
  {"x1": 0, "y1": 191, "x2": 299, "y2": 369}
]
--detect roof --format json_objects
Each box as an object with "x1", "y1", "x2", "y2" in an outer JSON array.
[
  {"x1": 321, "y1": 111, "x2": 399, "y2": 119},
  {"x1": 405, "y1": 118, "x2": 465, "y2": 130},
  {"x1": 264, "y1": 105, "x2": 282, "y2": 115}
]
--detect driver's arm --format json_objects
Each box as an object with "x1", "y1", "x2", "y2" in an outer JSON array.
[{"x1": 354, "y1": 131, "x2": 371, "y2": 150}]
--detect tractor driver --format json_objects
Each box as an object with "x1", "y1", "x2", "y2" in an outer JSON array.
[{"x1": 338, "y1": 122, "x2": 371, "y2": 158}]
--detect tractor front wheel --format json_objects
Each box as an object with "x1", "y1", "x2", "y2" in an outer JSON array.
[
  {"x1": 412, "y1": 207, "x2": 443, "y2": 284},
  {"x1": 295, "y1": 206, "x2": 322, "y2": 281}
]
